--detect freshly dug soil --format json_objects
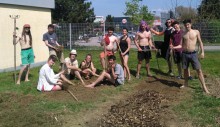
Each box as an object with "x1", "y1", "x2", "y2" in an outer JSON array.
[{"x1": 98, "y1": 90, "x2": 165, "y2": 127}]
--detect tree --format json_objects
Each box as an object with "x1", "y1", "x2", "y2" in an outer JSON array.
[
  {"x1": 106, "y1": 15, "x2": 114, "y2": 22},
  {"x1": 175, "y1": 6, "x2": 197, "y2": 21},
  {"x1": 169, "y1": 10, "x2": 175, "y2": 19},
  {"x1": 197, "y1": 0, "x2": 220, "y2": 19},
  {"x1": 124, "y1": 0, "x2": 153, "y2": 25},
  {"x1": 52, "y1": 0, "x2": 95, "y2": 23}
]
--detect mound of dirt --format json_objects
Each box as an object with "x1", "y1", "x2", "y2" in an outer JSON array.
[{"x1": 98, "y1": 90, "x2": 165, "y2": 127}]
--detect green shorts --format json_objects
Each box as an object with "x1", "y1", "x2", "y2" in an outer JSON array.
[{"x1": 21, "y1": 48, "x2": 34, "y2": 65}]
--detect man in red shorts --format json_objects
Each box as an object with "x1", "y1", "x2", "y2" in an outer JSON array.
[{"x1": 100, "y1": 27, "x2": 118, "y2": 70}]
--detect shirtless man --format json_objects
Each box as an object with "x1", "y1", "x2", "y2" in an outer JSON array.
[
  {"x1": 134, "y1": 20, "x2": 155, "y2": 78},
  {"x1": 100, "y1": 27, "x2": 118, "y2": 70},
  {"x1": 181, "y1": 19, "x2": 210, "y2": 93}
]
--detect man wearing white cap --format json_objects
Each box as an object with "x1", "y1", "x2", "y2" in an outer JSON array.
[{"x1": 64, "y1": 49, "x2": 85, "y2": 85}]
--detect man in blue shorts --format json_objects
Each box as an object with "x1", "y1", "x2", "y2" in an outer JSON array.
[{"x1": 181, "y1": 19, "x2": 210, "y2": 93}]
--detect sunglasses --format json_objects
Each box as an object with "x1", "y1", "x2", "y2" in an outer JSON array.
[{"x1": 25, "y1": 27, "x2": 30, "y2": 29}]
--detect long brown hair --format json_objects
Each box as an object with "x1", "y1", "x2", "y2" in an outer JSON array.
[{"x1": 22, "y1": 27, "x2": 32, "y2": 46}]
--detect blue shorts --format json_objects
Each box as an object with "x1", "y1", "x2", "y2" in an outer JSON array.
[
  {"x1": 21, "y1": 48, "x2": 34, "y2": 65},
  {"x1": 182, "y1": 51, "x2": 201, "y2": 70}
]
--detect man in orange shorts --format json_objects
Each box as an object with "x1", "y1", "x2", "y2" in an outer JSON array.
[{"x1": 100, "y1": 27, "x2": 118, "y2": 69}]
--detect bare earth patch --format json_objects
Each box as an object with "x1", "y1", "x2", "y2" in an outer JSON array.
[{"x1": 2, "y1": 74, "x2": 219, "y2": 127}]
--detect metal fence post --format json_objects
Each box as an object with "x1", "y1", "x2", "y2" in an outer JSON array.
[
  {"x1": 10, "y1": 15, "x2": 20, "y2": 84},
  {"x1": 69, "y1": 23, "x2": 72, "y2": 50}
]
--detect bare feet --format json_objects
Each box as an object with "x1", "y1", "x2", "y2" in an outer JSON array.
[
  {"x1": 16, "y1": 81, "x2": 20, "y2": 85},
  {"x1": 85, "y1": 76, "x2": 90, "y2": 80},
  {"x1": 85, "y1": 84, "x2": 95, "y2": 88},
  {"x1": 91, "y1": 72, "x2": 99, "y2": 77},
  {"x1": 128, "y1": 77, "x2": 131, "y2": 80},
  {"x1": 82, "y1": 82, "x2": 86, "y2": 86},
  {"x1": 147, "y1": 73, "x2": 153, "y2": 77},
  {"x1": 204, "y1": 89, "x2": 210, "y2": 94},
  {"x1": 25, "y1": 79, "x2": 30, "y2": 82}
]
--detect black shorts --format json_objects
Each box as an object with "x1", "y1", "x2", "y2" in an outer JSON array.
[
  {"x1": 161, "y1": 44, "x2": 169, "y2": 59},
  {"x1": 137, "y1": 46, "x2": 152, "y2": 61},
  {"x1": 120, "y1": 51, "x2": 129, "y2": 56},
  {"x1": 168, "y1": 51, "x2": 182, "y2": 64}
]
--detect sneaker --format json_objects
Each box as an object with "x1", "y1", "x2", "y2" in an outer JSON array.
[
  {"x1": 188, "y1": 76, "x2": 193, "y2": 80},
  {"x1": 136, "y1": 75, "x2": 140, "y2": 79},
  {"x1": 169, "y1": 72, "x2": 174, "y2": 77},
  {"x1": 180, "y1": 85, "x2": 185, "y2": 89},
  {"x1": 176, "y1": 75, "x2": 183, "y2": 79},
  {"x1": 167, "y1": 71, "x2": 174, "y2": 77}
]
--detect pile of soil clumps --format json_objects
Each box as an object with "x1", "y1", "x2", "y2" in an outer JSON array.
[{"x1": 99, "y1": 90, "x2": 165, "y2": 127}]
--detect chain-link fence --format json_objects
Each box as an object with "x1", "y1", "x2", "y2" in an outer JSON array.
[
  {"x1": 54, "y1": 21, "x2": 220, "y2": 50},
  {"x1": 193, "y1": 21, "x2": 220, "y2": 43},
  {"x1": 54, "y1": 22, "x2": 138, "y2": 50}
]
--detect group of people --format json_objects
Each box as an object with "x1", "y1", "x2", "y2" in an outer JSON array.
[
  {"x1": 15, "y1": 18, "x2": 210, "y2": 93},
  {"x1": 150, "y1": 19, "x2": 209, "y2": 93}
]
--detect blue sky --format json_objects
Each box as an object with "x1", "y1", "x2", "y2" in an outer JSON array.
[{"x1": 88, "y1": 0, "x2": 202, "y2": 17}]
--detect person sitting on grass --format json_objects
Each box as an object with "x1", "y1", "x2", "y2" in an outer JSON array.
[
  {"x1": 37, "y1": 55, "x2": 74, "y2": 91},
  {"x1": 64, "y1": 49, "x2": 85, "y2": 86},
  {"x1": 80, "y1": 54, "x2": 99, "y2": 79},
  {"x1": 86, "y1": 55, "x2": 124, "y2": 88}
]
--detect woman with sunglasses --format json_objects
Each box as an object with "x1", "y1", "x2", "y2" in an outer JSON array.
[
  {"x1": 15, "y1": 24, "x2": 35, "y2": 85},
  {"x1": 150, "y1": 19, "x2": 175, "y2": 76}
]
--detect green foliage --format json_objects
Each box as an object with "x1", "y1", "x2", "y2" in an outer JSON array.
[
  {"x1": 124, "y1": 0, "x2": 154, "y2": 25},
  {"x1": 197, "y1": 0, "x2": 220, "y2": 20},
  {"x1": 52, "y1": 0, "x2": 95, "y2": 23},
  {"x1": 175, "y1": 6, "x2": 197, "y2": 21},
  {"x1": 207, "y1": 20, "x2": 220, "y2": 43},
  {"x1": 195, "y1": 20, "x2": 220, "y2": 43},
  {"x1": 106, "y1": 15, "x2": 114, "y2": 22}
]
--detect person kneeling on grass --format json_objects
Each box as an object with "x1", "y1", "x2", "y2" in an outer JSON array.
[
  {"x1": 80, "y1": 54, "x2": 99, "y2": 79},
  {"x1": 37, "y1": 55, "x2": 74, "y2": 92},
  {"x1": 64, "y1": 49, "x2": 85, "y2": 86},
  {"x1": 86, "y1": 55, "x2": 124, "y2": 88}
]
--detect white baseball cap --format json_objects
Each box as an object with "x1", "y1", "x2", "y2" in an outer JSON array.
[{"x1": 70, "y1": 49, "x2": 77, "y2": 55}]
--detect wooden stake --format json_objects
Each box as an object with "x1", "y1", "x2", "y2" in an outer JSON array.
[{"x1": 66, "y1": 89, "x2": 79, "y2": 102}]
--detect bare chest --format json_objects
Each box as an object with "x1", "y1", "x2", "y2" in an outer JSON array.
[
  {"x1": 138, "y1": 31, "x2": 150, "y2": 39},
  {"x1": 183, "y1": 31, "x2": 197, "y2": 41}
]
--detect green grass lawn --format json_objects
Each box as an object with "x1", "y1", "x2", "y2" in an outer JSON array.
[
  {"x1": 174, "y1": 51, "x2": 220, "y2": 127},
  {"x1": 0, "y1": 49, "x2": 220, "y2": 126}
]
